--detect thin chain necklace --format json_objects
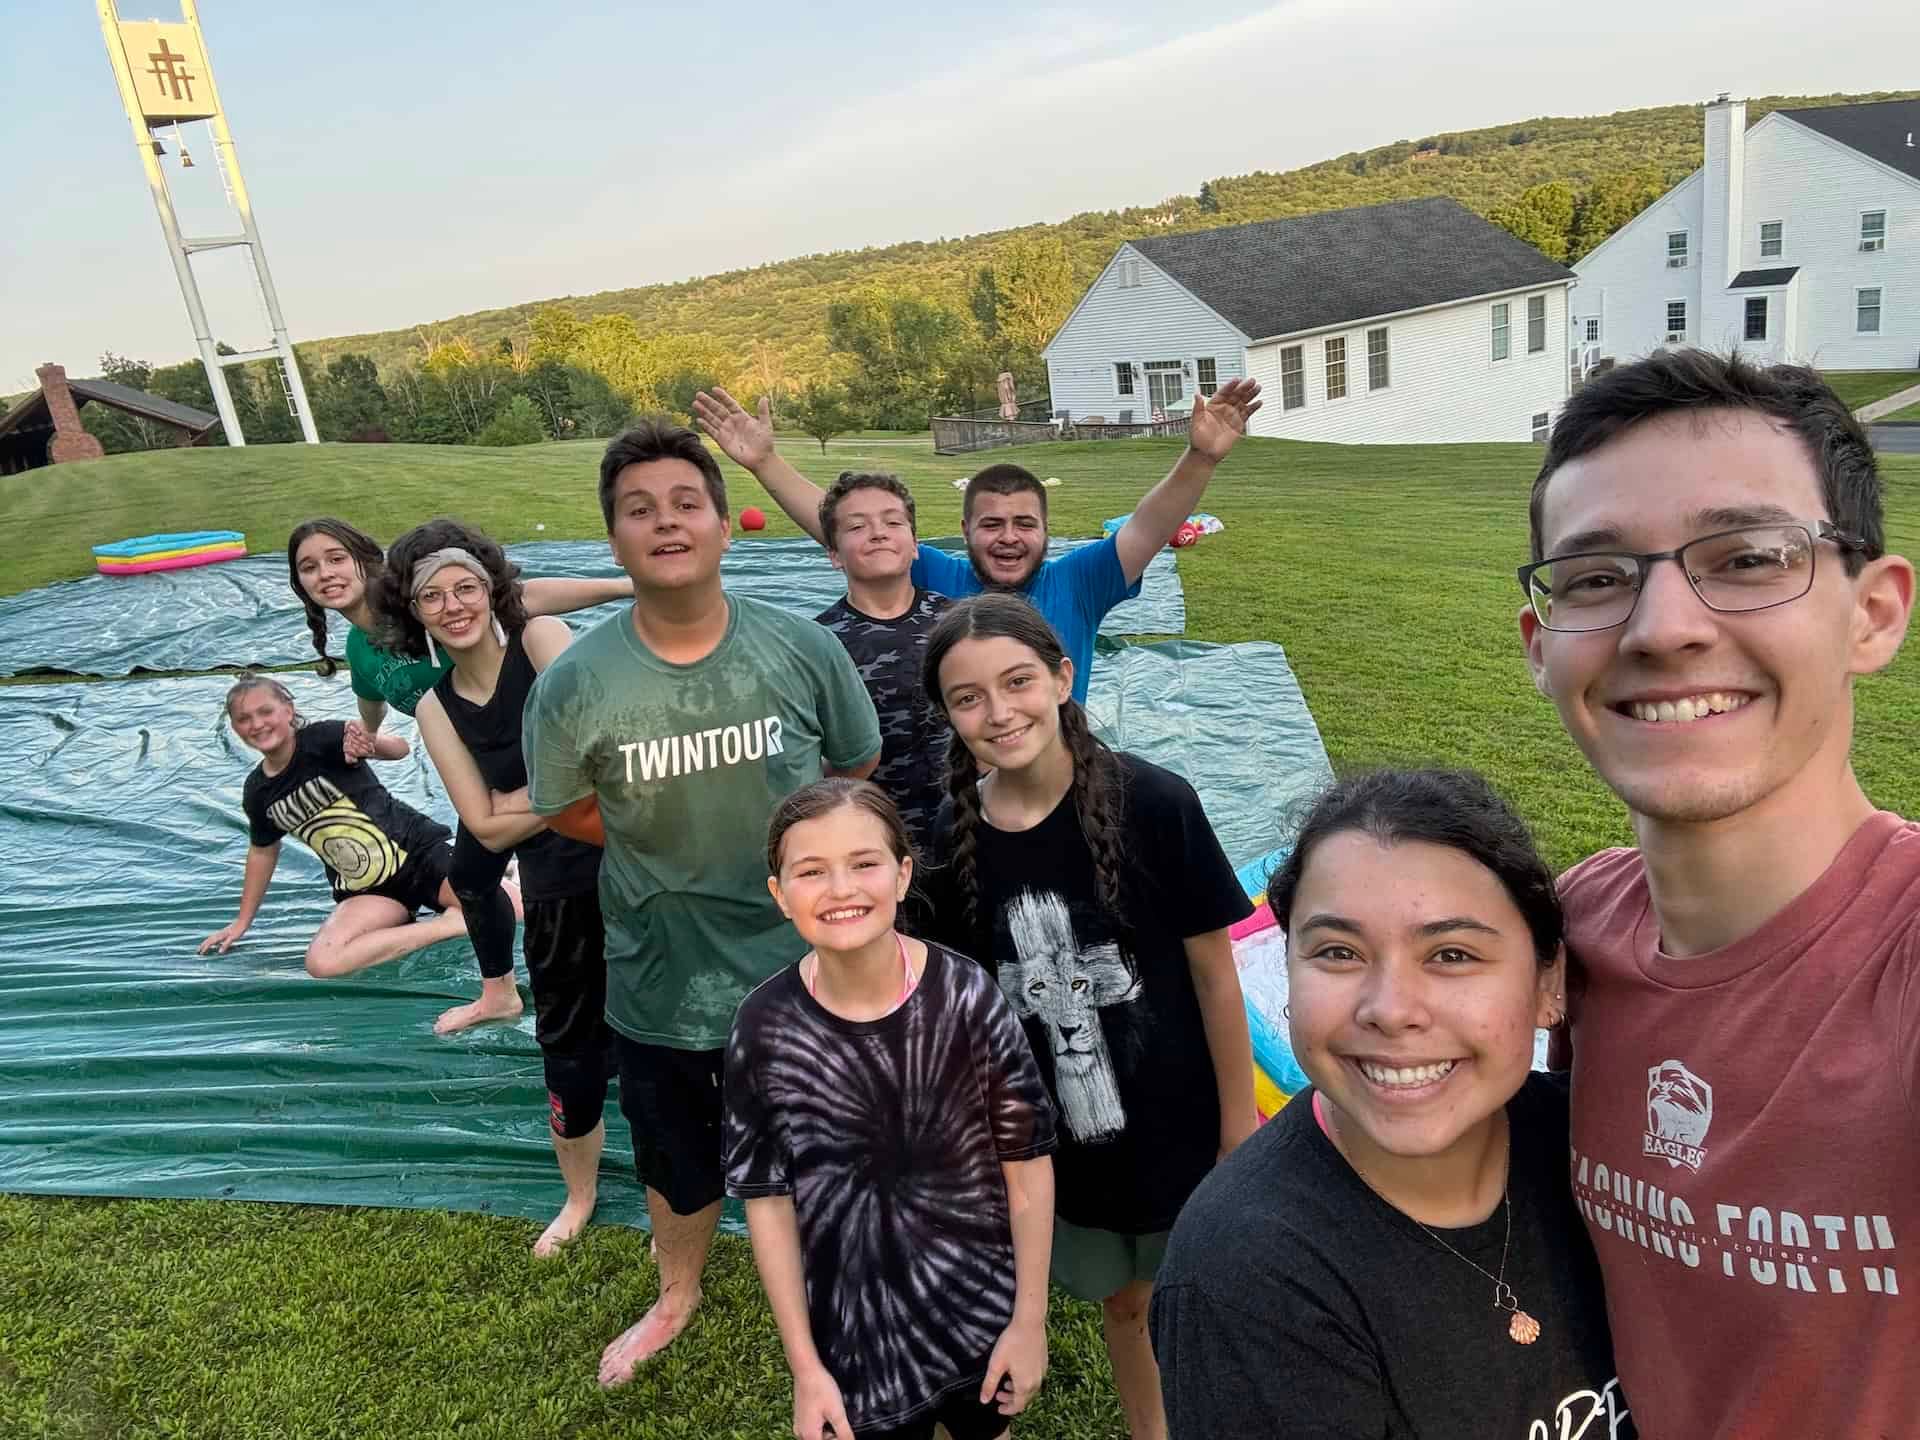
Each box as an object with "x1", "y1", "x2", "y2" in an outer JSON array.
[{"x1": 1324, "y1": 1096, "x2": 1542, "y2": 1346}]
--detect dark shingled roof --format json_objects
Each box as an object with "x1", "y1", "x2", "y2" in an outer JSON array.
[
  {"x1": 67, "y1": 377, "x2": 219, "y2": 432},
  {"x1": 1729, "y1": 266, "x2": 1800, "y2": 289},
  {"x1": 1127, "y1": 197, "x2": 1573, "y2": 343},
  {"x1": 1779, "y1": 98, "x2": 1920, "y2": 183}
]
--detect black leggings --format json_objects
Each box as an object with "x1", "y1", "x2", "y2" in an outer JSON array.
[{"x1": 448, "y1": 824, "x2": 517, "y2": 980}]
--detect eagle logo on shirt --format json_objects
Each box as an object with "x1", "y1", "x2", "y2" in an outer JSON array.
[{"x1": 1644, "y1": 1059, "x2": 1713, "y2": 1172}]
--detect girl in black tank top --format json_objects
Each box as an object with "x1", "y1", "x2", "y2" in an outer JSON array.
[{"x1": 389, "y1": 519, "x2": 616, "y2": 1259}]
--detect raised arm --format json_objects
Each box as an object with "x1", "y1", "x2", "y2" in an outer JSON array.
[
  {"x1": 745, "y1": 1194, "x2": 855, "y2": 1440},
  {"x1": 524, "y1": 575, "x2": 634, "y2": 617},
  {"x1": 415, "y1": 693, "x2": 549, "y2": 852},
  {"x1": 1113, "y1": 378, "x2": 1262, "y2": 585},
  {"x1": 199, "y1": 842, "x2": 281, "y2": 954},
  {"x1": 691, "y1": 387, "x2": 830, "y2": 546},
  {"x1": 1186, "y1": 926, "x2": 1260, "y2": 1159}
]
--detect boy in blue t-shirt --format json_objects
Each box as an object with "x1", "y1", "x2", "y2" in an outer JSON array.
[{"x1": 692, "y1": 379, "x2": 1263, "y2": 700}]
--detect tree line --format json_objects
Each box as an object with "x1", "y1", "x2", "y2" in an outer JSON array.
[{"x1": 73, "y1": 231, "x2": 1082, "y2": 451}]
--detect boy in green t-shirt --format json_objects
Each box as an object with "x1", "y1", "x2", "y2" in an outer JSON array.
[{"x1": 525, "y1": 418, "x2": 880, "y2": 1389}]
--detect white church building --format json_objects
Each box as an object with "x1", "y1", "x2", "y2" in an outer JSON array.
[{"x1": 1571, "y1": 96, "x2": 1920, "y2": 373}]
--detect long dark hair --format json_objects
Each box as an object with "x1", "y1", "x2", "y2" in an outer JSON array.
[
  {"x1": 921, "y1": 594, "x2": 1128, "y2": 936},
  {"x1": 1266, "y1": 768, "x2": 1564, "y2": 968},
  {"x1": 286, "y1": 518, "x2": 384, "y2": 676},
  {"x1": 767, "y1": 778, "x2": 915, "y2": 875},
  {"x1": 373, "y1": 518, "x2": 530, "y2": 659}
]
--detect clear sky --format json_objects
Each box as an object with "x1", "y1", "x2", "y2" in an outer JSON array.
[{"x1": 4, "y1": 0, "x2": 1917, "y2": 392}]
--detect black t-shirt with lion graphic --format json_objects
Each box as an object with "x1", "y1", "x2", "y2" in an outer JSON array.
[{"x1": 923, "y1": 752, "x2": 1252, "y2": 1234}]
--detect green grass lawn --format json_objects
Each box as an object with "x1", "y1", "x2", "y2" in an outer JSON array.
[
  {"x1": 1888, "y1": 401, "x2": 1920, "y2": 423},
  {"x1": 6, "y1": 432, "x2": 1920, "y2": 1438},
  {"x1": 1822, "y1": 370, "x2": 1920, "y2": 410}
]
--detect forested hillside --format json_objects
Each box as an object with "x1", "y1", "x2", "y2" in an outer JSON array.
[{"x1": 46, "y1": 89, "x2": 1917, "y2": 450}]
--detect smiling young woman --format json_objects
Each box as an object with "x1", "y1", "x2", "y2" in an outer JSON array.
[{"x1": 1151, "y1": 769, "x2": 1634, "y2": 1440}]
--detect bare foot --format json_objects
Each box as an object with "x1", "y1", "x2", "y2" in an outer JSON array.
[
  {"x1": 598, "y1": 1287, "x2": 702, "y2": 1389},
  {"x1": 533, "y1": 1194, "x2": 596, "y2": 1258},
  {"x1": 434, "y1": 982, "x2": 524, "y2": 1035}
]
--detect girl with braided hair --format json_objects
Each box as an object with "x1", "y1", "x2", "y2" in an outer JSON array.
[
  {"x1": 919, "y1": 594, "x2": 1258, "y2": 1440},
  {"x1": 286, "y1": 517, "x2": 630, "y2": 1032}
]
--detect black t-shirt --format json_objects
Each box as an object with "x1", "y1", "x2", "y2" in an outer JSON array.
[
  {"x1": 1150, "y1": 1073, "x2": 1635, "y2": 1440},
  {"x1": 431, "y1": 627, "x2": 600, "y2": 902},
  {"x1": 722, "y1": 942, "x2": 1057, "y2": 1432},
  {"x1": 814, "y1": 588, "x2": 953, "y2": 852},
  {"x1": 242, "y1": 720, "x2": 449, "y2": 902},
  {"x1": 922, "y1": 753, "x2": 1253, "y2": 1234}
]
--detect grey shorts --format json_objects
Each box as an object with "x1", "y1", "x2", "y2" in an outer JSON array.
[{"x1": 1049, "y1": 1216, "x2": 1170, "y2": 1303}]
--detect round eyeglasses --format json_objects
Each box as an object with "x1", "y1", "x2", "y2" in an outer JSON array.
[{"x1": 1517, "y1": 520, "x2": 1869, "y2": 633}]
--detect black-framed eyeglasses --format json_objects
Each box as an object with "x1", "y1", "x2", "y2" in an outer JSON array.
[{"x1": 1517, "y1": 520, "x2": 1869, "y2": 633}]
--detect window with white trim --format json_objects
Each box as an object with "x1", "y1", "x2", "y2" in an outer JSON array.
[
  {"x1": 1861, "y1": 211, "x2": 1887, "y2": 253},
  {"x1": 1526, "y1": 294, "x2": 1547, "y2": 353},
  {"x1": 1585, "y1": 317, "x2": 1600, "y2": 342},
  {"x1": 1759, "y1": 220, "x2": 1782, "y2": 258},
  {"x1": 1114, "y1": 362, "x2": 1134, "y2": 396},
  {"x1": 1280, "y1": 346, "x2": 1305, "y2": 410},
  {"x1": 1858, "y1": 287, "x2": 1883, "y2": 334},
  {"x1": 1531, "y1": 411, "x2": 1551, "y2": 443},
  {"x1": 1195, "y1": 356, "x2": 1218, "y2": 396},
  {"x1": 1324, "y1": 336, "x2": 1347, "y2": 400},
  {"x1": 1144, "y1": 359, "x2": 1183, "y2": 412},
  {"x1": 1744, "y1": 296, "x2": 1768, "y2": 341},
  {"x1": 1491, "y1": 302, "x2": 1511, "y2": 361},
  {"x1": 1665, "y1": 300, "x2": 1686, "y2": 340},
  {"x1": 1367, "y1": 327, "x2": 1390, "y2": 389},
  {"x1": 1667, "y1": 231, "x2": 1689, "y2": 268},
  {"x1": 1113, "y1": 257, "x2": 1143, "y2": 288}
]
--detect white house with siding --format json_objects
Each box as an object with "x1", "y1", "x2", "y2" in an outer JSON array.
[
  {"x1": 1571, "y1": 96, "x2": 1920, "y2": 371},
  {"x1": 1043, "y1": 197, "x2": 1575, "y2": 444}
]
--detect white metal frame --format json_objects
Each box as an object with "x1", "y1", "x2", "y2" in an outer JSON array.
[
  {"x1": 1856, "y1": 285, "x2": 1885, "y2": 335},
  {"x1": 96, "y1": 0, "x2": 317, "y2": 445}
]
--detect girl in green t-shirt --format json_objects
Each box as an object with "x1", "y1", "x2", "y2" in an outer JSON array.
[{"x1": 286, "y1": 517, "x2": 632, "y2": 1033}]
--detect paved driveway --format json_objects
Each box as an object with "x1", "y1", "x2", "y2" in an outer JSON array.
[{"x1": 1872, "y1": 425, "x2": 1920, "y2": 454}]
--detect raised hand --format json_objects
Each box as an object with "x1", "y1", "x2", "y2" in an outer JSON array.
[
  {"x1": 1187, "y1": 376, "x2": 1263, "y2": 462},
  {"x1": 692, "y1": 386, "x2": 776, "y2": 471}
]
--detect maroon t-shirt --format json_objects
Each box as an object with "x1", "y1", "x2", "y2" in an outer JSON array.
[{"x1": 1561, "y1": 812, "x2": 1920, "y2": 1439}]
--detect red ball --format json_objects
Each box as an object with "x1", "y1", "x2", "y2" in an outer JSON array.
[
  {"x1": 740, "y1": 506, "x2": 767, "y2": 532},
  {"x1": 1171, "y1": 521, "x2": 1200, "y2": 549}
]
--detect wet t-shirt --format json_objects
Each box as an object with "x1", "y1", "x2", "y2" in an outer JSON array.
[
  {"x1": 724, "y1": 942, "x2": 1057, "y2": 1432},
  {"x1": 242, "y1": 720, "x2": 448, "y2": 901},
  {"x1": 814, "y1": 587, "x2": 953, "y2": 851},
  {"x1": 346, "y1": 624, "x2": 451, "y2": 716},
  {"x1": 523, "y1": 596, "x2": 881, "y2": 1050}
]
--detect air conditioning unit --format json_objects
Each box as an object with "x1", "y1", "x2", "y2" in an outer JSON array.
[
  {"x1": 1665, "y1": 333, "x2": 1685, "y2": 343},
  {"x1": 1667, "y1": 256, "x2": 1689, "y2": 268},
  {"x1": 1861, "y1": 238, "x2": 1885, "y2": 252}
]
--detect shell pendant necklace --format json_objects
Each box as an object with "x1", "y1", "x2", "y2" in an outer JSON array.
[{"x1": 1335, "y1": 1101, "x2": 1541, "y2": 1346}]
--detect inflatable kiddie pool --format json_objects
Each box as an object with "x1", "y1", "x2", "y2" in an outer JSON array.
[{"x1": 93, "y1": 530, "x2": 248, "y2": 576}]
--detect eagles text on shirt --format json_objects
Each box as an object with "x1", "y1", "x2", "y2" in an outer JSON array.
[{"x1": 615, "y1": 715, "x2": 785, "y2": 783}]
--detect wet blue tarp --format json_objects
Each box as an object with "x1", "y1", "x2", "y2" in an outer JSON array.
[
  {"x1": 0, "y1": 538, "x2": 1185, "y2": 678},
  {"x1": 0, "y1": 639, "x2": 1327, "y2": 1224}
]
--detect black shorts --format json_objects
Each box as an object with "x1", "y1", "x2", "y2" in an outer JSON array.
[
  {"x1": 522, "y1": 890, "x2": 608, "y2": 1056},
  {"x1": 862, "y1": 1378, "x2": 1009, "y2": 1440},
  {"x1": 612, "y1": 1034, "x2": 725, "y2": 1216},
  {"x1": 337, "y1": 838, "x2": 452, "y2": 915}
]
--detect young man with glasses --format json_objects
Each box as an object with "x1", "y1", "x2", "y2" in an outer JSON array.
[{"x1": 1517, "y1": 349, "x2": 1916, "y2": 1438}]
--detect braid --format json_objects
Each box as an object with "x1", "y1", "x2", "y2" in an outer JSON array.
[
  {"x1": 300, "y1": 597, "x2": 340, "y2": 676},
  {"x1": 1059, "y1": 700, "x2": 1130, "y2": 926},
  {"x1": 944, "y1": 729, "x2": 985, "y2": 938}
]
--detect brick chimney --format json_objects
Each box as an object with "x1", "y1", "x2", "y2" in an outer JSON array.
[{"x1": 37, "y1": 363, "x2": 106, "y2": 464}]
